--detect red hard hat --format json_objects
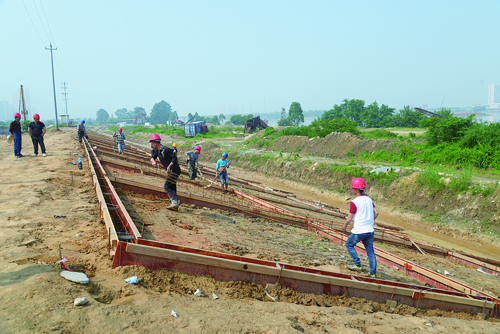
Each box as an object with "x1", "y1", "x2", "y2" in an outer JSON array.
[
  {"x1": 118, "y1": 128, "x2": 122, "y2": 132},
  {"x1": 195, "y1": 145, "x2": 201, "y2": 150},
  {"x1": 33, "y1": 113, "x2": 40, "y2": 119},
  {"x1": 350, "y1": 178, "x2": 366, "y2": 190},
  {"x1": 149, "y1": 133, "x2": 161, "y2": 142},
  {"x1": 14, "y1": 112, "x2": 21, "y2": 118}
]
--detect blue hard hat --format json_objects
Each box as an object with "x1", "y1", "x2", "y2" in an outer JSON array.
[
  {"x1": 222, "y1": 152, "x2": 228, "y2": 158},
  {"x1": 81, "y1": 120, "x2": 85, "y2": 124}
]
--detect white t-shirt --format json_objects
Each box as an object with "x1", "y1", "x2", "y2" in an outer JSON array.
[{"x1": 350, "y1": 195, "x2": 375, "y2": 234}]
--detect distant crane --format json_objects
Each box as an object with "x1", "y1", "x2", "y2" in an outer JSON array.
[
  {"x1": 281, "y1": 107, "x2": 286, "y2": 120},
  {"x1": 18, "y1": 85, "x2": 28, "y2": 122}
]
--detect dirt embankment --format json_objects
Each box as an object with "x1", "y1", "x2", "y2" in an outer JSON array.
[
  {"x1": 264, "y1": 132, "x2": 396, "y2": 158},
  {"x1": 197, "y1": 139, "x2": 500, "y2": 244}
]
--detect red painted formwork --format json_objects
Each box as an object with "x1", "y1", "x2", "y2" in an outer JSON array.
[{"x1": 112, "y1": 240, "x2": 499, "y2": 318}]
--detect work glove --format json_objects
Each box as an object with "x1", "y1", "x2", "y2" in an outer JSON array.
[{"x1": 186, "y1": 159, "x2": 189, "y2": 165}]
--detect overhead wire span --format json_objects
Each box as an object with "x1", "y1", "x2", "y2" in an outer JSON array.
[
  {"x1": 38, "y1": 0, "x2": 67, "y2": 82},
  {"x1": 21, "y1": 0, "x2": 47, "y2": 47},
  {"x1": 31, "y1": 0, "x2": 51, "y2": 43}
]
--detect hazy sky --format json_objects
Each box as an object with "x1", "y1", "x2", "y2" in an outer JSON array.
[{"x1": 1, "y1": 0, "x2": 499, "y2": 121}]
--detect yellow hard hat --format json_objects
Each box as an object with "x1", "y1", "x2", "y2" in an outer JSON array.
[{"x1": 172, "y1": 143, "x2": 177, "y2": 148}]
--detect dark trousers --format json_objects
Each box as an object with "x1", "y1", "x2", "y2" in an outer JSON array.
[
  {"x1": 163, "y1": 164, "x2": 181, "y2": 193},
  {"x1": 13, "y1": 132, "x2": 22, "y2": 156},
  {"x1": 32, "y1": 136, "x2": 46, "y2": 155}
]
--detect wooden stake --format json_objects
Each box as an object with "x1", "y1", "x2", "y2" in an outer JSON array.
[{"x1": 58, "y1": 242, "x2": 62, "y2": 269}]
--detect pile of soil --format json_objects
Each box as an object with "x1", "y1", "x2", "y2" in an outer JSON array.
[{"x1": 267, "y1": 132, "x2": 395, "y2": 158}]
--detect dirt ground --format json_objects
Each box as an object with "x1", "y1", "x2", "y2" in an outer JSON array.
[{"x1": 1, "y1": 128, "x2": 500, "y2": 334}]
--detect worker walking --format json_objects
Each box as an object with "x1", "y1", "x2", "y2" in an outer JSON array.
[
  {"x1": 149, "y1": 134, "x2": 181, "y2": 210},
  {"x1": 185, "y1": 145, "x2": 201, "y2": 180},
  {"x1": 9, "y1": 112, "x2": 23, "y2": 158},
  {"x1": 171, "y1": 143, "x2": 178, "y2": 155},
  {"x1": 77, "y1": 120, "x2": 86, "y2": 146},
  {"x1": 342, "y1": 178, "x2": 379, "y2": 278},
  {"x1": 113, "y1": 128, "x2": 126, "y2": 154},
  {"x1": 216, "y1": 152, "x2": 230, "y2": 193},
  {"x1": 28, "y1": 114, "x2": 47, "y2": 157}
]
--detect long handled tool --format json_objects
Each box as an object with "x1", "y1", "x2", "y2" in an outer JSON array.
[{"x1": 204, "y1": 165, "x2": 227, "y2": 189}]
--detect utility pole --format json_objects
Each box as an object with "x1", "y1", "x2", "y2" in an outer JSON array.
[
  {"x1": 45, "y1": 43, "x2": 59, "y2": 130},
  {"x1": 61, "y1": 82, "x2": 68, "y2": 124}
]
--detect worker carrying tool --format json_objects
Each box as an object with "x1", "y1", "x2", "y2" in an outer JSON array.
[
  {"x1": 9, "y1": 112, "x2": 23, "y2": 158},
  {"x1": 113, "y1": 128, "x2": 126, "y2": 154},
  {"x1": 216, "y1": 152, "x2": 230, "y2": 193},
  {"x1": 342, "y1": 178, "x2": 378, "y2": 278},
  {"x1": 77, "y1": 120, "x2": 87, "y2": 146},
  {"x1": 185, "y1": 145, "x2": 201, "y2": 180},
  {"x1": 149, "y1": 134, "x2": 181, "y2": 210},
  {"x1": 28, "y1": 114, "x2": 47, "y2": 157},
  {"x1": 171, "y1": 142, "x2": 178, "y2": 155}
]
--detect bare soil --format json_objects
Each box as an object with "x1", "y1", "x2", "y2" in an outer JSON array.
[{"x1": 1, "y1": 129, "x2": 500, "y2": 333}]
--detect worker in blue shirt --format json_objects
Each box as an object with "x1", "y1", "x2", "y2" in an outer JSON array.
[{"x1": 216, "y1": 152, "x2": 230, "y2": 193}]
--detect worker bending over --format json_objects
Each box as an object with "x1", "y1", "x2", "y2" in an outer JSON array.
[
  {"x1": 149, "y1": 134, "x2": 181, "y2": 210},
  {"x1": 28, "y1": 114, "x2": 47, "y2": 157},
  {"x1": 216, "y1": 152, "x2": 230, "y2": 193},
  {"x1": 113, "y1": 128, "x2": 126, "y2": 154},
  {"x1": 185, "y1": 145, "x2": 201, "y2": 180},
  {"x1": 342, "y1": 178, "x2": 378, "y2": 278}
]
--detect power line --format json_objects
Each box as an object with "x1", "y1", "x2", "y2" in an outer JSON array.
[
  {"x1": 21, "y1": 0, "x2": 46, "y2": 47},
  {"x1": 39, "y1": 0, "x2": 66, "y2": 82},
  {"x1": 39, "y1": 0, "x2": 56, "y2": 43},
  {"x1": 31, "y1": 0, "x2": 51, "y2": 43}
]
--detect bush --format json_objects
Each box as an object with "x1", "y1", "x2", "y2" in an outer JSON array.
[
  {"x1": 416, "y1": 167, "x2": 445, "y2": 192},
  {"x1": 423, "y1": 115, "x2": 474, "y2": 145}
]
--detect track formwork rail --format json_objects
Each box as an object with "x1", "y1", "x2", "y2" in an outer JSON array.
[{"x1": 83, "y1": 138, "x2": 141, "y2": 247}]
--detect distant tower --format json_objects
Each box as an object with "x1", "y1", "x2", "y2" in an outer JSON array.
[
  {"x1": 488, "y1": 84, "x2": 500, "y2": 106},
  {"x1": 281, "y1": 107, "x2": 286, "y2": 120}
]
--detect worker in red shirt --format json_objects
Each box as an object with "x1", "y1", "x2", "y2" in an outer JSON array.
[{"x1": 342, "y1": 178, "x2": 379, "y2": 278}]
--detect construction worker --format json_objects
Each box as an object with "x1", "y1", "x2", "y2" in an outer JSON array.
[
  {"x1": 171, "y1": 143, "x2": 178, "y2": 155},
  {"x1": 113, "y1": 128, "x2": 126, "y2": 154},
  {"x1": 185, "y1": 145, "x2": 201, "y2": 180},
  {"x1": 77, "y1": 120, "x2": 86, "y2": 145},
  {"x1": 149, "y1": 134, "x2": 181, "y2": 210},
  {"x1": 9, "y1": 112, "x2": 23, "y2": 158},
  {"x1": 342, "y1": 178, "x2": 378, "y2": 278},
  {"x1": 28, "y1": 114, "x2": 47, "y2": 157},
  {"x1": 216, "y1": 152, "x2": 230, "y2": 193}
]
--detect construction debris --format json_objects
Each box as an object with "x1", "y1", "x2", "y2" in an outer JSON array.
[{"x1": 60, "y1": 271, "x2": 89, "y2": 284}]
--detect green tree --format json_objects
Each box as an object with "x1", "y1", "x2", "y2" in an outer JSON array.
[
  {"x1": 219, "y1": 113, "x2": 225, "y2": 123},
  {"x1": 288, "y1": 102, "x2": 304, "y2": 126},
  {"x1": 96, "y1": 109, "x2": 109, "y2": 124},
  {"x1": 394, "y1": 106, "x2": 426, "y2": 128},
  {"x1": 150, "y1": 100, "x2": 172, "y2": 124},
  {"x1": 436, "y1": 108, "x2": 453, "y2": 118},
  {"x1": 133, "y1": 107, "x2": 146, "y2": 117},
  {"x1": 229, "y1": 114, "x2": 253, "y2": 125},
  {"x1": 169, "y1": 111, "x2": 178, "y2": 122},
  {"x1": 115, "y1": 108, "x2": 129, "y2": 119}
]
